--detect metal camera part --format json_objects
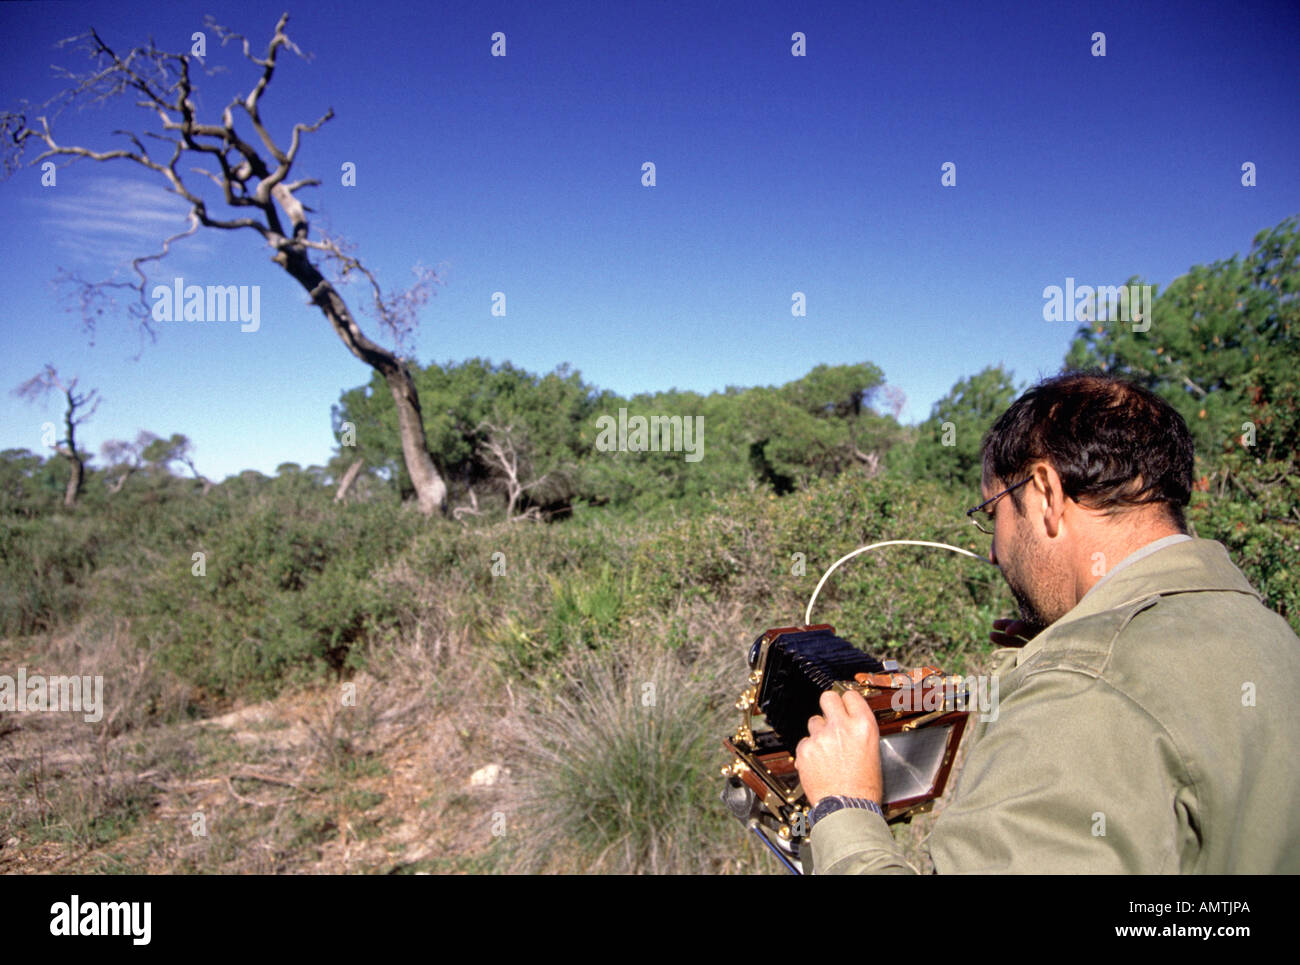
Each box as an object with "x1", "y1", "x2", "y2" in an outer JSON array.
[{"x1": 722, "y1": 624, "x2": 970, "y2": 874}]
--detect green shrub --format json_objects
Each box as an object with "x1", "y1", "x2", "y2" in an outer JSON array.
[
  {"x1": 544, "y1": 565, "x2": 626, "y2": 650},
  {"x1": 110, "y1": 491, "x2": 421, "y2": 698},
  {"x1": 0, "y1": 515, "x2": 102, "y2": 636},
  {"x1": 1188, "y1": 454, "x2": 1300, "y2": 635},
  {"x1": 633, "y1": 470, "x2": 1013, "y2": 672},
  {"x1": 510, "y1": 647, "x2": 739, "y2": 874}
]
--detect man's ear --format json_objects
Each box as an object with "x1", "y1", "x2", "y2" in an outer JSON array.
[{"x1": 1031, "y1": 462, "x2": 1068, "y2": 537}]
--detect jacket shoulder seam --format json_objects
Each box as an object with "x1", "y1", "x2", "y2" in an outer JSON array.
[{"x1": 1025, "y1": 596, "x2": 1159, "y2": 677}]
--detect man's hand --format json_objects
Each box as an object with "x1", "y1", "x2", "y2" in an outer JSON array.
[
  {"x1": 990, "y1": 618, "x2": 1044, "y2": 648},
  {"x1": 794, "y1": 689, "x2": 883, "y2": 806}
]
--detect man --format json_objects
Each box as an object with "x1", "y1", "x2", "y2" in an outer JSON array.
[{"x1": 795, "y1": 372, "x2": 1300, "y2": 873}]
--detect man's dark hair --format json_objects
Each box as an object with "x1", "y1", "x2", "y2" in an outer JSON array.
[{"x1": 980, "y1": 371, "x2": 1194, "y2": 532}]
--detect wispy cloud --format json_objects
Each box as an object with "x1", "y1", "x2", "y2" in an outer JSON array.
[{"x1": 25, "y1": 174, "x2": 214, "y2": 268}]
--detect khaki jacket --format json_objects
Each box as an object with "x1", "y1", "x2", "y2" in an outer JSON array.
[{"x1": 810, "y1": 537, "x2": 1300, "y2": 873}]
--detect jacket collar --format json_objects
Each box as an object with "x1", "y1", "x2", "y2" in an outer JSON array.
[{"x1": 1016, "y1": 537, "x2": 1261, "y2": 665}]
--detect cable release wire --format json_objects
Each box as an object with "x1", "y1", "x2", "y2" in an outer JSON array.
[{"x1": 804, "y1": 540, "x2": 994, "y2": 626}]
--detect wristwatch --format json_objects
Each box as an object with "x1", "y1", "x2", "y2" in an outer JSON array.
[{"x1": 808, "y1": 795, "x2": 884, "y2": 831}]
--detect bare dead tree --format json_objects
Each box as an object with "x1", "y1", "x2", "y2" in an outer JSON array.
[
  {"x1": 132, "y1": 431, "x2": 213, "y2": 495},
  {"x1": 2, "y1": 12, "x2": 449, "y2": 515},
  {"x1": 150, "y1": 432, "x2": 213, "y2": 493},
  {"x1": 880, "y1": 384, "x2": 907, "y2": 420},
  {"x1": 101, "y1": 443, "x2": 139, "y2": 494},
  {"x1": 851, "y1": 446, "x2": 881, "y2": 478},
  {"x1": 477, "y1": 422, "x2": 551, "y2": 522},
  {"x1": 13, "y1": 365, "x2": 100, "y2": 506},
  {"x1": 451, "y1": 485, "x2": 482, "y2": 522},
  {"x1": 100, "y1": 430, "x2": 157, "y2": 494}
]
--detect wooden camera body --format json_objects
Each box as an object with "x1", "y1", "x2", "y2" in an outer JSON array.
[{"x1": 721, "y1": 625, "x2": 969, "y2": 873}]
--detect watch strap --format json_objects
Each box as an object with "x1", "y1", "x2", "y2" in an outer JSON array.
[{"x1": 808, "y1": 795, "x2": 884, "y2": 831}]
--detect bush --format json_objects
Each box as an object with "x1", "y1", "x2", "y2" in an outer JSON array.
[
  {"x1": 1188, "y1": 454, "x2": 1300, "y2": 634},
  {"x1": 634, "y1": 470, "x2": 1013, "y2": 673},
  {"x1": 508, "y1": 646, "x2": 741, "y2": 874},
  {"x1": 0, "y1": 516, "x2": 102, "y2": 636},
  {"x1": 109, "y1": 491, "x2": 421, "y2": 699}
]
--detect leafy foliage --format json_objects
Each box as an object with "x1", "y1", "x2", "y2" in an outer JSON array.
[
  {"x1": 332, "y1": 359, "x2": 905, "y2": 513},
  {"x1": 1064, "y1": 213, "x2": 1300, "y2": 628},
  {"x1": 1065, "y1": 216, "x2": 1299, "y2": 463},
  {"x1": 890, "y1": 365, "x2": 1020, "y2": 490}
]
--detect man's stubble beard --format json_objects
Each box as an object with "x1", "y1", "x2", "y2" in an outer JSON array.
[
  {"x1": 1004, "y1": 511, "x2": 1072, "y2": 629},
  {"x1": 1011, "y1": 579, "x2": 1052, "y2": 628}
]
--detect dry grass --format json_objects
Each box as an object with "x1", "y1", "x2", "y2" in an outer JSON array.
[
  {"x1": 0, "y1": 514, "x2": 993, "y2": 875},
  {"x1": 0, "y1": 610, "x2": 500, "y2": 874}
]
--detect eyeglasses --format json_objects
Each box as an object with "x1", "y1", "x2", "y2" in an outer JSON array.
[{"x1": 966, "y1": 477, "x2": 1032, "y2": 534}]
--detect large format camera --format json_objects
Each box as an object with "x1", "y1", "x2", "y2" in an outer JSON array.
[{"x1": 721, "y1": 624, "x2": 969, "y2": 874}]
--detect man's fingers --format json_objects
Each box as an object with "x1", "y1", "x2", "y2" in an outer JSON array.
[
  {"x1": 841, "y1": 687, "x2": 872, "y2": 718},
  {"x1": 819, "y1": 689, "x2": 848, "y2": 722},
  {"x1": 807, "y1": 690, "x2": 875, "y2": 744},
  {"x1": 796, "y1": 690, "x2": 885, "y2": 805},
  {"x1": 990, "y1": 617, "x2": 1044, "y2": 647}
]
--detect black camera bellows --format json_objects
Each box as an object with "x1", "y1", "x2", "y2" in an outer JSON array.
[{"x1": 756, "y1": 628, "x2": 885, "y2": 743}]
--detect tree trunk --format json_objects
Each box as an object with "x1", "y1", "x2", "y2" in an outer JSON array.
[
  {"x1": 107, "y1": 466, "x2": 135, "y2": 494},
  {"x1": 276, "y1": 248, "x2": 448, "y2": 516},
  {"x1": 386, "y1": 367, "x2": 447, "y2": 517},
  {"x1": 334, "y1": 457, "x2": 365, "y2": 503},
  {"x1": 63, "y1": 452, "x2": 83, "y2": 507}
]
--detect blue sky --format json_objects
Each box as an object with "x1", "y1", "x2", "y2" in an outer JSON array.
[{"x1": 2, "y1": 0, "x2": 1297, "y2": 481}]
